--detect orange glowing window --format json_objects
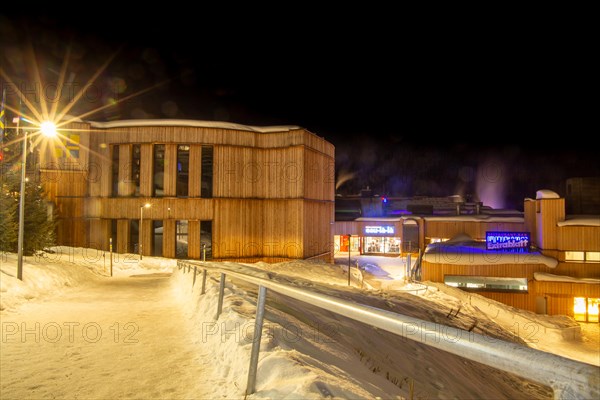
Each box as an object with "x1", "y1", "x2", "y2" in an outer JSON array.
[{"x1": 574, "y1": 297, "x2": 599, "y2": 323}]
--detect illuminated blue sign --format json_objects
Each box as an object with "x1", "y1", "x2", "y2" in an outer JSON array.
[
  {"x1": 364, "y1": 225, "x2": 395, "y2": 235},
  {"x1": 486, "y1": 231, "x2": 530, "y2": 251}
]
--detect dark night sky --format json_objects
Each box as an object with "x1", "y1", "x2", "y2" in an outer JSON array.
[{"x1": 1, "y1": 11, "x2": 597, "y2": 210}]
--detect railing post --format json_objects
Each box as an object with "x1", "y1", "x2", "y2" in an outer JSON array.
[
  {"x1": 246, "y1": 285, "x2": 267, "y2": 396},
  {"x1": 201, "y1": 269, "x2": 207, "y2": 295},
  {"x1": 216, "y1": 273, "x2": 226, "y2": 319},
  {"x1": 192, "y1": 266, "x2": 197, "y2": 287}
]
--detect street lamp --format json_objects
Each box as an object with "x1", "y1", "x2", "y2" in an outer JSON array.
[
  {"x1": 139, "y1": 203, "x2": 151, "y2": 260},
  {"x1": 17, "y1": 120, "x2": 57, "y2": 280}
]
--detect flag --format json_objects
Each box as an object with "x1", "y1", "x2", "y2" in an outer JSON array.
[{"x1": 0, "y1": 88, "x2": 5, "y2": 143}]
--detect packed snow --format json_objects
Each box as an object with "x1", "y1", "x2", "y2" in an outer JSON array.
[
  {"x1": 89, "y1": 119, "x2": 301, "y2": 133},
  {"x1": 557, "y1": 216, "x2": 600, "y2": 227},
  {"x1": 536, "y1": 190, "x2": 560, "y2": 199},
  {"x1": 534, "y1": 272, "x2": 600, "y2": 284},
  {"x1": 1, "y1": 247, "x2": 598, "y2": 399}
]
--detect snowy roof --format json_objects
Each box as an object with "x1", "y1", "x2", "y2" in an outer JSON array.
[
  {"x1": 557, "y1": 216, "x2": 600, "y2": 227},
  {"x1": 423, "y1": 215, "x2": 524, "y2": 223},
  {"x1": 89, "y1": 119, "x2": 302, "y2": 133},
  {"x1": 423, "y1": 234, "x2": 558, "y2": 268},
  {"x1": 536, "y1": 189, "x2": 560, "y2": 200},
  {"x1": 534, "y1": 272, "x2": 600, "y2": 284},
  {"x1": 354, "y1": 217, "x2": 405, "y2": 222}
]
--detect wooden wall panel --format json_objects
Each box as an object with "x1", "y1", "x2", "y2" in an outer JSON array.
[
  {"x1": 88, "y1": 219, "x2": 110, "y2": 250},
  {"x1": 303, "y1": 201, "x2": 334, "y2": 259},
  {"x1": 303, "y1": 148, "x2": 335, "y2": 201},
  {"x1": 187, "y1": 220, "x2": 201, "y2": 259},
  {"x1": 188, "y1": 145, "x2": 203, "y2": 197},
  {"x1": 163, "y1": 219, "x2": 176, "y2": 258},
  {"x1": 41, "y1": 170, "x2": 88, "y2": 201},
  {"x1": 118, "y1": 144, "x2": 134, "y2": 196},
  {"x1": 84, "y1": 198, "x2": 213, "y2": 220},
  {"x1": 558, "y1": 226, "x2": 600, "y2": 251},
  {"x1": 140, "y1": 144, "x2": 153, "y2": 196},
  {"x1": 536, "y1": 199, "x2": 565, "y2": 250},
  {"x1": 141, "y1": 219, "x2": 152, "y2": 257},
  {"x1": 213, "y1": 199, "x2": 305, "y2": 259},
  {"x1": 213, "y1": 146, "x2": 305, "y2": 198},
  {"x1": 524, "y1": 200, "x2": 537, "y2": 245},
  {"x1": 163, "y1": 144, "x2": 177, "y2": 197},
  {"x1": 116, "y1": 219, "x2": 130, "y2": 254}
]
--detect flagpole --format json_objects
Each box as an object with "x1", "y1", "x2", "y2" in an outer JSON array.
[{"x1": 16, "y1": 112, "x2": 26, "y2": 281}]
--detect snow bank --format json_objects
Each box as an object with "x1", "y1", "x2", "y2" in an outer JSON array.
[
  {"x1": 536, "y1": 189, "x2": 560, "y2": 199},
  {"x1": 0, "y1": 247, "x2": 175, "y2": 311},
  {"x1": 423, "y1": 235, "x2": 558, "y2": 268},
  {"x1": 534, "y1": 272, "x2": 600, "y2": 284},
  {"x1": 171, "y1": 265, "x2": 400, "y2": 399},
  {"x1": 557, "y1": 216, "x2": 600, "y2": 227},
  {"x1": 90, "y1": 119, "x2": 301, "y2": 133}
]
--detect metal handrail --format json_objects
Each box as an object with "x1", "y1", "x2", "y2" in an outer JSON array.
[{"x1": 177, "y1": 260, "x2": 599, "y2": 399}]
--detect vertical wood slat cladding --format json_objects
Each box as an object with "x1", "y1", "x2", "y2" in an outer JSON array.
[
  {"x1": 558, "y1": 226, "x2": 600, "y2": 251},
  {"x1": 524, "y1": 200, "x2": 537, "y2": 245},
  {"x1": 187, "y1": 220, "x2": 201, "y2": 259},
  {"x1": 118, "y1": 144, "x2": 134, "y2": 196},
  {"x1": 163, "y1": 219, "x2": 176, "y2": 258},
  {"x1": 188, "y1": 145, "x2": 203, "y2": 197},
  {"x1": 213, "y1": 146, "x2": 305, "y2": 198},
  {"x1": 536, "y1": 199, "x2": 565, "y2": 250},
  {"x1": 163, "y1": 144, "x2": 177, "y2": 197},
  {"x1": 88, "y1": 219, "x2": 110, "y2": 250},
  {"x1": 303, "y1": 148, "x2": 335, "y2": 201},
  {"x1": 84, "y1": 198, "x2": 214, "y2": 220},
  {"x1": 140, "y1": 144, "x2": 153, "y2": 196},
  {"x1": 40, "y1": 170, "x2": 88, "y2": 200},
  {"x1": 116, "y1": 220, "x2": 130, "y2": 254},
  {"x1": 141, "y1": 219, "x2": 152, "y2": 257},
  {"x1": 213, "y1": 199, "x2": 304, "y2": 259},
  {"x1": 303, "y1": 201, "x2": 334, "y2": 259},
  {"x1": 91, "y1": 144, "x2": 111, "y2": 198}
]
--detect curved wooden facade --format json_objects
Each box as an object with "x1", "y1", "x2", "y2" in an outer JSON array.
[{"x1": 40, "y1": 120, "x2": 335, "y2": 261}]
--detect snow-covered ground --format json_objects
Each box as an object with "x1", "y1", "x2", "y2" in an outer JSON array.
[{"x1": 1, "y1": 247, "x2": 598, "y2": 399}]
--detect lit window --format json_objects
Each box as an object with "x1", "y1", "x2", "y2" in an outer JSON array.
[
  {"x1": 586, "y1": 252, "x2": 600, "y2": 262},
  {"x1": 574, "y1": 297, "x2": 587, "y2": 322},
  {"x1": 574, "y1": 297, "x2": 599, "y2": 323},
  {"x1": 565, "y1": 251, "x2": 585, "y2": 261},
  {"x1": 444, "y1": 276, "x2": 528, "y2": 292}
]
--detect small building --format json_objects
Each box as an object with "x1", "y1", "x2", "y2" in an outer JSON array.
[
  {"x1": 40, "y1": 119, "x2": 334, "y2": 262},
  {"x1": 334, "y1": 191, "x2": 600, "y2": 320}
]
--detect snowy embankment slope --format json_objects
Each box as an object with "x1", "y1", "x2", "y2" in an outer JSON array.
[{"x1": 176, "y1": 260, "x2": 558, "y2": 399}]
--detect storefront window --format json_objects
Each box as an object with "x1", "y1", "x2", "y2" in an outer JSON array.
[{"x1": 364, "y1": 237, "x2": 400, "y2": 254}]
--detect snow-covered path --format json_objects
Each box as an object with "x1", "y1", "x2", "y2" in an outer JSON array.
[{"x1": 1, "y1": 274, "x2": 209, "y2": 400}]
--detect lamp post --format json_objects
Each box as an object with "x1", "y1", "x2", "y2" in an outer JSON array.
[
  {"x1": 347, "y1": 234, "x2": 352, "y2": 286},
  {"x1": 17, "y1": 120, "x2": 57, "y2": 281},
  {"x1": 139, "y1": 203, "x2": 151, "y2": 260}
]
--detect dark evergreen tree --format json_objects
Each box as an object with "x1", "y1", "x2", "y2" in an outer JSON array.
[
  {"x1": 0, "y1": 168, "x2": 56, "y2": 255},
  {"x1": 0, "y1": 174, "x2": 18, "y2": 251}
]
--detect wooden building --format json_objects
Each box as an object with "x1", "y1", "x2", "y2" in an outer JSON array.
[
  {"x1": 334, "y1": 193, "x2": 600, "y2": 319},
  {"x1": 40, "y1": 120, "x2": 335, "y2": 262}
]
